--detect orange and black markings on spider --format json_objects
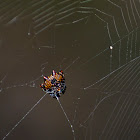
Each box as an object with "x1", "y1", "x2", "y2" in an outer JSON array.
[{"x1": 40, "y1": 70, "x2": 66, "y2": 98}]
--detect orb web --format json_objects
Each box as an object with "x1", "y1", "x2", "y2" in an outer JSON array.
[{"x1": 0, "y1": 0, "x2": 140, "y2": 140}]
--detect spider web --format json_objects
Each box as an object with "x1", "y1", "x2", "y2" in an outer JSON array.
[{"x1": 0, "y1": 0, "x2": 140, "y2": 140}]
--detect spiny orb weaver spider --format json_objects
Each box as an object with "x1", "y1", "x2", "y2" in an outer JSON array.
[{"x1": 40, "y1": 70, "x2": 66, "y2": 98}]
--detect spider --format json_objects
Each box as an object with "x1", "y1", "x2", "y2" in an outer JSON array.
[{"x1": 40, "y1": 70, "x2": 66, "y2": 98}]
